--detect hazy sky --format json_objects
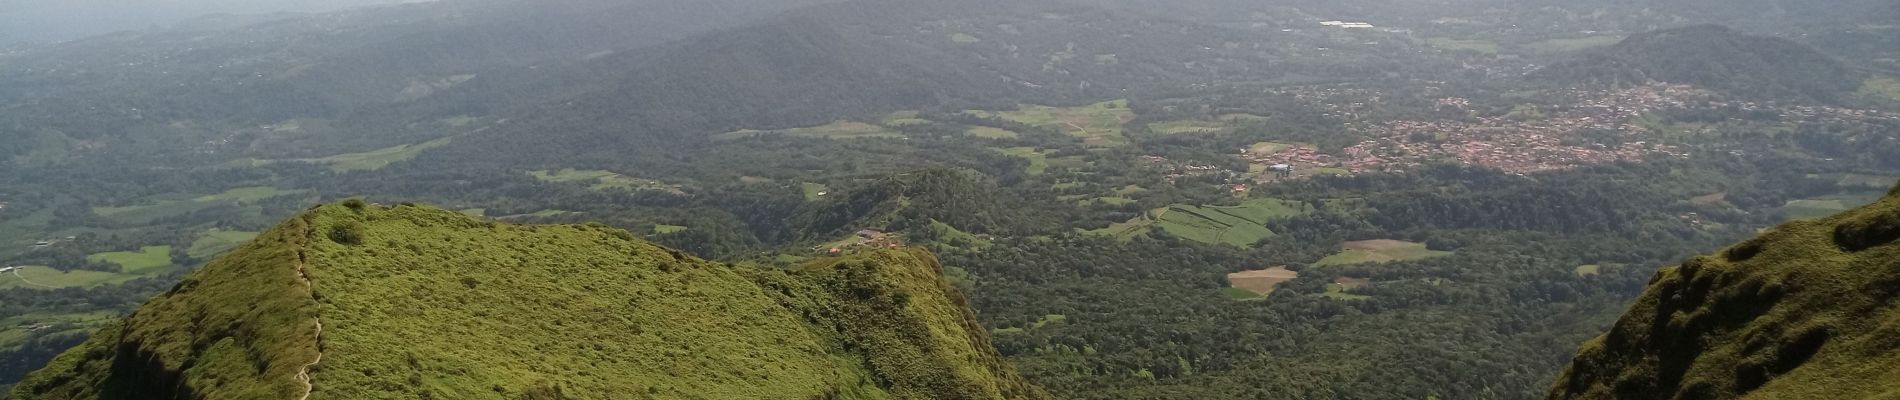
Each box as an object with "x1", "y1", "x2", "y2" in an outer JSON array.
[{"x1": 0, "y1": 0, "x2": 429, "y2": 45}]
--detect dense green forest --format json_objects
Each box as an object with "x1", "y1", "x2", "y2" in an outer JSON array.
[{"x1": 1, "y1": 0, "x2": 1898, "y2": 398}]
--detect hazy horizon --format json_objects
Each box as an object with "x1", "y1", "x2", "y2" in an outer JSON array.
[{"x1": 0, "y1": 0, "x2": 430, "y2": 45}]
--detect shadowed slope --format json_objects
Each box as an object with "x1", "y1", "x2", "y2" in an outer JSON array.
[{"x1": 1549, "y1": 185, "x2": 1900, "y2": 400}]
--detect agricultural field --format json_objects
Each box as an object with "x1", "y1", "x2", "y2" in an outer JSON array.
[
  {"x1": 802, "y1": 182, "x2": 830, "y2": 201},
  {"x1": 187, "y1": 229, "x2": 259, "y2": 259},
  {"x1": 496, "y1": 210, "x2": 577, "y2": 220},
  {"x1": 1837, "y1": 173, "x2": 1898, "y2": 190},
  {"x1": 1149, "y1": 120, "x2": 1229, "y2": 135},
  {"x1": 87, "y1": 245, "x2": 173, "y2": 274},
  {"x1": 993, "y1": 147, "x2": 1085, "y2": 175},
  {"x1": 1425, "y1": 37, "x2": 1500, "y2": 54},
  {"x1": 966, "y1": 126, "x2": 1019, "y2": 139},
  {"x1": 968, "y1": 100, "x2": 1134, "y2": 146},
  {"x1": 880, "y1": 111, "x2": 932, "y2": 126},
  {"x1": 1090, "y1": 199, "x2": 1312, "y2": 247},
  {"x1": 1325, "y1": 277, "x2": 1373, "y2": 300},
  {"x1": 1146, "y1": 115, "x2": 1263, "y2": 136},
  {"x1": 1082, "y1": 196, "x2": 1136, "y2": 206},
  {"x1": 92, "y1": 186, "x2": 306, "y2": 225},
  {"x1": 717, "y1": 120, "x2": 903, "y2": 140},
  {"x1": 1574, "y1": 265, "x2": 1602, "y2": 277},
  {"x1": 0, "y1": 266, "x2": 141, "y2": 289},
  {"x1": 1226, "y1": 266, "x2": 1298, "y2": 298},
  {"x1": 930, "y1": 220, "x2": 991, "y2": 249},
  {"x1": 653, "y1": 225, "x2": 688, "y2": 234},
  {"x1": 1858, "y1": 76, "x2": 1900, "y2": 102},
  {"x1": 1690, "y1": 192, "x2": 1729, "y2": 206},
  {"x1": 1780, "y1": 191, "x2": 1887, "y2": 219},
  {"x1": 299, "y1": 136, "x2": 454, "y2": 172},
  {"x1": 1315, "y1": 240, "x2": 1453, "y2": 267},
  {"x1": 1247, "y1": 141, "x2": 1295, "y2": 155},
  {"x1": 1521, "y1": 35, "x2": 1623, "y2": 54},
  {"x1": 528, "y1": 169, "x2": 684, "y2": 194}
]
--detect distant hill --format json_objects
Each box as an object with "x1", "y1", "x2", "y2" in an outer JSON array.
[
  {"x1": 0, "y1": 0, "x2": 1290, "y2": 164},
  {"x1": 1535, "y1": 25, "x2": 1863, "y2": 103},
  {"x1": 425, "y1": 0, "x2": 1280, "y2": 133},
  {"x1": 8, "y1": 203, "x2": 1048, "y2": 400},
  {"x1": 1548, "y1": 185, "x2": 1900, "y2": 399}
]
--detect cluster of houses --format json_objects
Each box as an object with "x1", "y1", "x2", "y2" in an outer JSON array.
[
  {"x1": 815, "y1": 229, "x2": 906, "y2": 255},
  {"x1": 1306, "y1": 84, "x2": 1721, "y2": 175},
  {"x1": 1233, "y1": 83, "x2": 1738, "y2": 178},
  {"x1": 1139, "y1": 155, "x2": 1229, "y2": 184}
]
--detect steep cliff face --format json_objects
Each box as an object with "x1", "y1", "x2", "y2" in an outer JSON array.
[
  {"x1": 1549, "y1": 186, "x2": 1900, "y2": 400},
  {"x1": 10, "y1": 203, "x2": 1048, "y2": 400}
]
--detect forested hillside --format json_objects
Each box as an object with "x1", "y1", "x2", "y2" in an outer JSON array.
[{"x1": 1536, "y1": 25, "x2": 1862, "y2": 103}]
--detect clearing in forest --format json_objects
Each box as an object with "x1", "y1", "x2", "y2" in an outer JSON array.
[
  {"x1": 1315, "y1": 240, "x2": 1452, "y2": 267},
  {"x1": 802, "y1": 182, "x2": 830, "y2": 201},
  {"x1": 300, "y1": 136, "x2": 454, "y2": 172},
  {"x1": 1425, "y1": 37, "x2": 1500, "y2": 54},
  {"x1": 1089, "y1": 199, "x2": 1312, "y2": 247},
  {"x1": 1781, "y1": 191, "x2": 1886, "y2": 220},
  {"x1": 1838, "y1": 173, "x2": 1898, "y2": 189},
  {"x1": 992, "y1": 147, "x2": 1085, "y2": 176},
  {"x1": 1325, "y1": 277, "x2": 1372, "y2": 300},
  {"x1": 717, "y1": 120, "x2": 903, "y2": 140},
  {"x1": 93, "y1": 186, "x2": 307, "y2": 224},
  {"x1": 1858, "y1": 76, "x2": 1900, "y2": 102},
  {"x1": 966, "y1": 126, "x2": 1018, "y2": 139},
  {"x1": 881, "y1": 111, "x2": 932, "y2": 126},
  {"x1": 188, "y1": 229, "x2": 261, "y2": 259},
  {"x1": 1690, "y1": 192, "x2": 1728, "y2": 206},
  {"x1": 1147, "y1": 113, "x2": 1264, "y2": 135},
  {"x1": 529, "y1": 169, "x2": 685, "y2": 194},
  {"x1": 1575, "y1": 265, "x2": 1602, "y2": 277},
  {"x1": 0, "y1": 266, "x2": 143, "y2": 289},
  {"x1": 967, "y1": 100, "x2": 1134, "y2": 147},
  {"x1": 87, "y1": 246, "x2": 174, "y2": 274},
  {"x1": 1226, "y1": 266, "x2": 1299, "y2": 298},
  {"x1": 1523, "y1": 35, "x2": 1623, "y2": 54}
]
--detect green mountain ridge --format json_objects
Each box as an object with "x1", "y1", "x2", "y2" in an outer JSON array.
[
  {"x1": 1548, "y1": 185, "x2": 1900, "y2": 399},
  {"x1": 8, "y1": 202, "x2": 1048, "y2": 400},
  {"x1": 1536, "y1": 25, "x2": 1863, "y2": 103}
]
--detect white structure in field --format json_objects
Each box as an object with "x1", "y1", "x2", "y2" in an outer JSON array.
[
  {"x1": 1320, "y1": 21, "x2": 1376, "y2": 29},
  {"x1": 1270, "y1": 164, "x2": 1295, "y2": 178}
]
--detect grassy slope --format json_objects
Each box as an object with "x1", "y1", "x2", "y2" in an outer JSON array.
[
  {"x1": 12, "y1": 204, "x2": 1045, "y2": 400},
  {"x1": 1549, "y1": 186, "x2": 1900, "y2": 400},
  {"x1": 11, "y1": 214, "x2": 320, "y2": 399}
]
